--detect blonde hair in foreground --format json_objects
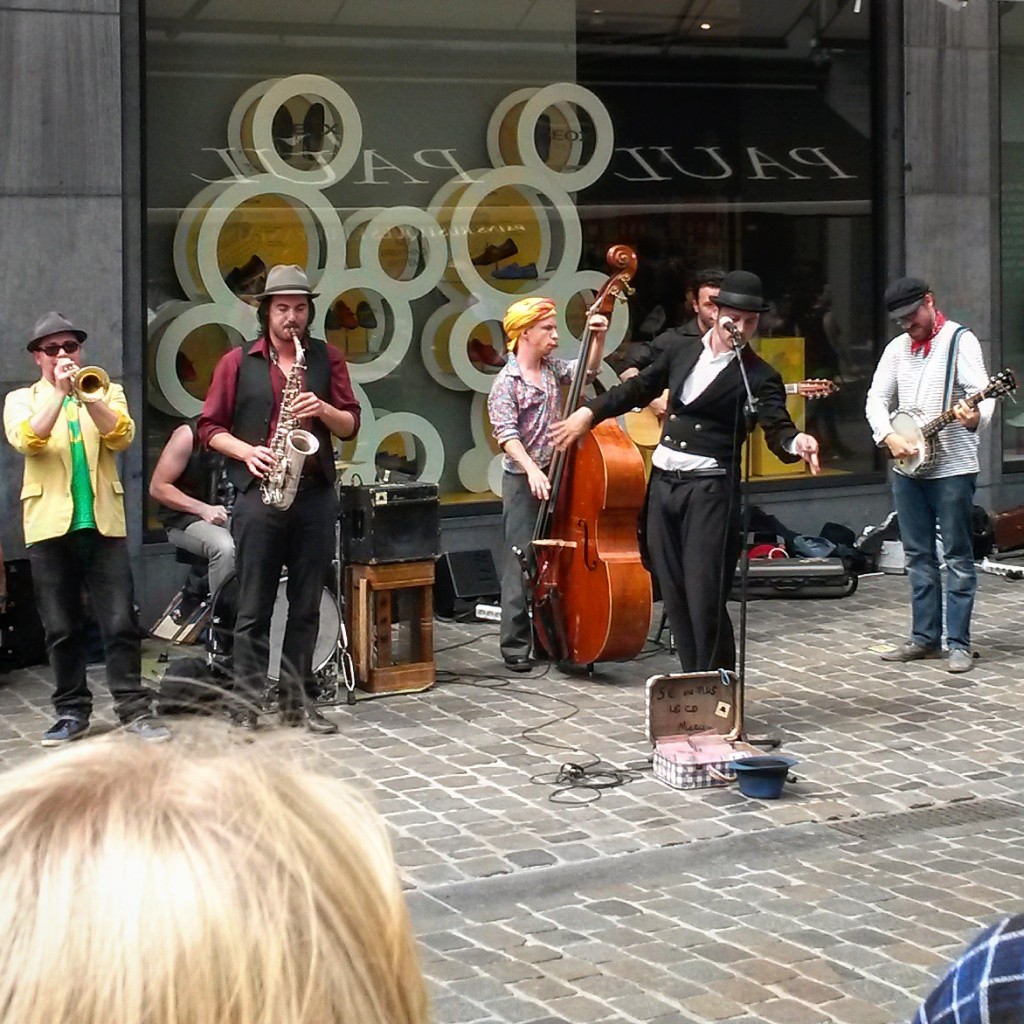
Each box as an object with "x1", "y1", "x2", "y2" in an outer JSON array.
[{"x1": 0, "y1": 737, "x2": 429, "y2": 1024}]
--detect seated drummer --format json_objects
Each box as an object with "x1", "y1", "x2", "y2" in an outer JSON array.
[{"x1": 149, "y1": 417, "x2": 235, "y2": 608}]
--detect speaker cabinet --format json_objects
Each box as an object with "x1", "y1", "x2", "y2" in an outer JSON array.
[{"x1": 434, "y1": 549, "x2": 500, "y2": 618}]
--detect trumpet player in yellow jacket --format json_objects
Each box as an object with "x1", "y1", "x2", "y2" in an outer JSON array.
[{"x1": 3, "y1": 312, "x2": 170, "y2": 746}]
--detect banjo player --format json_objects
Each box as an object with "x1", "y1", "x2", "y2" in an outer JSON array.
[{"x1": 865, "y1": 276, "x2": 995, "y2": 674}]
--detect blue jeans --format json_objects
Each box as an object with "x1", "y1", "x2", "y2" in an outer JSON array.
[
  {"x1": 28, "y1": 530, "x2": 150, "y2": 722},
  {"x1": 892, "y1": 472, "x2": 977, "y2": 652}
]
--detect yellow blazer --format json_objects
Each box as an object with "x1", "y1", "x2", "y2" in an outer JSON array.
[{"x1": 3, "y1": 378, "x2": 136, "y2": 544}]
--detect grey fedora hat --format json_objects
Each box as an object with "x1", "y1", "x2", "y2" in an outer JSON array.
[
  {"x1": 710, "y1": 270, "x2": 770, "y2": 313},
  {"x1": 254, "y1": 264, "x2": 319, "y2": 299},
  {"x1": 28, "y1": 311, "x2": 88, "y2": 352}
]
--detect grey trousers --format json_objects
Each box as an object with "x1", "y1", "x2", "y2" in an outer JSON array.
[
  {"x1": 167, "y1": 520, "x2": 236, "y2": 597},
  {"x1": 499, "y1": 470, "x2": 541, "y2": 659}
]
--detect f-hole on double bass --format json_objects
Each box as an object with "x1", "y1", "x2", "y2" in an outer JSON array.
[{"x1": 524, "y1": 244, "x2": 653, "y2": 667}]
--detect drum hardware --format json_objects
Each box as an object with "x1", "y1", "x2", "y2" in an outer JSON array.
[{"x1": 204, "y1": 572, "x2": 346, "y2": 713}]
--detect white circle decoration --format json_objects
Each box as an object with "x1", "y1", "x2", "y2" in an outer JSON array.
[
  {"x1": 193, "y1": 175, "x2": 345, "y2": 308},
  {"x1": 458, "y1": 445, "x2": 495, "y2": 493},
  {"x1": 250, "y1": 75, "x2": 362, "y2": 186},
  {"x1": 358, "y1": 206, "x2": 446, "y2": 300},
  {"x1": 172, "y1": 181, "x2": 229, "y2": 301},
  {"x1": 154, "y1": 303, "x2": 258, "y2": 418},
  {"x1": 517, "y1": 83, "x2": 614, "y2": 192},
  {"x1": 486, "y1": 87, "x2": 585, "y2": 174},
  {"x1": 486, "y1": 454, "x2": 504, "y2": 498},
  {"x1": 448, "y1": 166, "x2": 581, "y2": 306},
  {"x1": 226, "y1": 78, "x2": 279, "y2": 176},
  {"x1": 323, "y1": 280, "x2": 413, "y2": 385},
  {"x1": 448, "y1": 304, "x2": 512, "y2": 394},
  {"x1": 420, "y1": 301, "x2": 470, "y2": 392},
  {"x1": 352, "y1": 411, "x2": 445, "y2": 484}
]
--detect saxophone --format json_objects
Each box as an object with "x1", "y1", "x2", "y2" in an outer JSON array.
[{"x1": 260, "y1": 329, "x2": 320, "y2": 511}]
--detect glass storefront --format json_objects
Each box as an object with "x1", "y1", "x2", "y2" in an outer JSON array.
[{"x1": 143, "y1": 0, "x2": 880, "y2": 536}]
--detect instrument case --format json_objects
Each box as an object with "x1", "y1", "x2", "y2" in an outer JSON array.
[
  {"x1": 731, "y1": 557, "x2": 857, "y2": 599},
  {"x1": 645, "y1": 672, "x2": 759, "y2": 789},
  {"x1": 338, "y1": 482, "x2": 440, "y2": 565},
  {"x1": 991, "y1": 506, "x2": 1024, "y2": 553}
]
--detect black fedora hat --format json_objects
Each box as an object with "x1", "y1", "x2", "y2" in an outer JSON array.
[{"x1": 711, "y1": 270, "x2": 770, "y2": 313}]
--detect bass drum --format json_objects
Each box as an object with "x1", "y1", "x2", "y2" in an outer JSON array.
[{"x1": 207, "y1": 574, "x2": 340, "y2": 681}]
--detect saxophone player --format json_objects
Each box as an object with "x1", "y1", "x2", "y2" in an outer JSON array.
[{"x1": 199, "y1": 265, "x2": 361, "y2": 732}]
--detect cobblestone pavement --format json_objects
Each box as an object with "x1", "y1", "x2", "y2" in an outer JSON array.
[{"x1": 3, "y1": 568, "x2": 1024, "y2": 1023}]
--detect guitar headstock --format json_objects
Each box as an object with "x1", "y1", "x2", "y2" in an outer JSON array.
[
  {"x1": 794, "y1": 378, "x2": 839, "y2": 399},
  {"x1": 982, "y1": 368, "x2": 1018, "y2": 400}
]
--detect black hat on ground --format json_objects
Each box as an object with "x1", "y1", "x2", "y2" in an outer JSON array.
[
  {"x1": 711, "y1": 270, "x2": 770, "y2": 313},
  {"x1": 884, "y1": 276, "x2": 930, "y2": 320}
]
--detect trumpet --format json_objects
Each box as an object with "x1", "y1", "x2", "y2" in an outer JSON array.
[{"x1": 71, "y1": 365, "x2": 110, "y2": 404}]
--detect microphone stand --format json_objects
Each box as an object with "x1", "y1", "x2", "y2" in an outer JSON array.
[{"x1": 726, "y1": 327, "x2": 780, "y2": 749}]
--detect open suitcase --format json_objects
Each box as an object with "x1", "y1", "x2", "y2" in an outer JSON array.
[{"x1": 645, "y1": 670, "x2": 760, "y2": 789}]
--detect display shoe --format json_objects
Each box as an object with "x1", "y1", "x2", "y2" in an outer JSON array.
[
  {"x1": 355, "y1": 300, "x2": 378, "y2": 329},
  {"x1": 492, "y1": 261, "x2": 538, "y2": 280},
  {"x1": 272, "y1": 106, "x2": 295, "y2": 160},
  {"x1": 468, "y1": 338, "x2": 506, "y2": 369},
  {"x1": 175, "y1": 351, "x2": 197, "y2": 382},
  {"x1": 472, "y1": 237, "x2": 519, "y2": 266},
  {"x1": 535, "y1": 112, "x2": 552, "y2": 163},
  {"x1": 302, "y1": 101, "x2": 326, "y2": 158},
  {"x1": 225, "y1": 254, "x2": 267, "y2": 296},
  {"x1": 326, "y1": 299, "x2": 358, "y2": 331}
]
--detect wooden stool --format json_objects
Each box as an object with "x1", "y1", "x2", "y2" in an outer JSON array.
[{"x1": 345, "y1": 561, "x2": 435, "y2": 693}]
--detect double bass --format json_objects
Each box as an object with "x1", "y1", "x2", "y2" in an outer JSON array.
[{"x1": 526, "y1": 245, "x2": 653, "y2": 666}]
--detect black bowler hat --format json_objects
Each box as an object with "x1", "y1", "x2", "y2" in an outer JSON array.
[
  {"x1": 884, "y1": 276, "x2": 930, "y2": 319},
  {"x1": 711, "y1": 270, "x2": 770, "y2": 313}
]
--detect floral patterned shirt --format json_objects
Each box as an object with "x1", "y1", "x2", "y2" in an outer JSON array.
[{"x1": 488, "y1": 352, "x2": 577, "y2": 473}]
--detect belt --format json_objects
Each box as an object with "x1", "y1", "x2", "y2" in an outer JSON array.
[
  {"x1": 295, "y1": 474, "x2": 328, "y2": 492},
  {"x1": 653, "y1": 466, "x2": 727, "y2": 481}
]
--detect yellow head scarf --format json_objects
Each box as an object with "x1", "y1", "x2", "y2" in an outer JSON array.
[{"x1": 502, "y1": 297, "x2": 557, "y2": 352}]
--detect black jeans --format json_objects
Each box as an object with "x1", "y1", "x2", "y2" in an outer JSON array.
[
  {"x1": 28, "y1": 530, "x2": 149, "y2": 722},
  {"x1": 230, "y1": 481, "x2": 337, "y2": 707}
]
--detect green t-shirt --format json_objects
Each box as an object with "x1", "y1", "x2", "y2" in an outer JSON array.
[{"x1": 64, "y1": 397, "x2": 97, "y2": 533}]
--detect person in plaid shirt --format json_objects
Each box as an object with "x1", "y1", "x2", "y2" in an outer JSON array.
[
  {"x1": 913, "y1": 914, "x2": 1024, "y2": 1023},
  {"x1": 487, "y1": 297, "x2": 608, "y2": 672}
]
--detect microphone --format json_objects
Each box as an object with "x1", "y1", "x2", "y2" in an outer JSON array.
[{"x1": 719, "y1": 316, "x2": 745, "y2": 347}]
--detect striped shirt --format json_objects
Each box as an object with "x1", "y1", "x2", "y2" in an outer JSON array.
[
  {"x1": 865, "y1": 319, "x2": 993, "y2": 478},
  {"x1": 488, "y1": 353, "x2": 577, "y2": 474}
]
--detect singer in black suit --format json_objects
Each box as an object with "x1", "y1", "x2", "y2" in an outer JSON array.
[{"x1": 552, "y1": 271, "x2": 821, "y2": 672}]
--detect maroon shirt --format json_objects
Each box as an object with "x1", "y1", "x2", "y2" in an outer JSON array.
[{"x1": 198, "y1": 336, "x2": 361, "y2": 449}]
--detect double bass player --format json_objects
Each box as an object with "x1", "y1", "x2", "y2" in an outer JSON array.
[
  {"x1": 487, "y1": 297, "x2": 609, "y2": 672},
  {"x1": 552, "y1": 270, "x2": 821, "y2": 674}
]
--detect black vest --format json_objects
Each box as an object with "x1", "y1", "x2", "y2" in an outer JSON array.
[
  {"x1": 157, "y1": 420, "x2": 220, "y2": 530},
  {"x1": 227, "y1": 336, "x2": 336, "y2": 492}
]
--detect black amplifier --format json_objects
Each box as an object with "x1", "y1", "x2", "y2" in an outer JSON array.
[{"x1": 338, "y1": 482, "x2": 440, "y2": 565}]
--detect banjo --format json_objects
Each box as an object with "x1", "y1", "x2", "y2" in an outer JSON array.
[{"x1": 890, "y1": 368, "x2": 1017, "y2": 476}]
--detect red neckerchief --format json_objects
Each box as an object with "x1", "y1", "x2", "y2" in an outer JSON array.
[{"x1": 911, "y1": 310, "x2": 945, "y2": 358}]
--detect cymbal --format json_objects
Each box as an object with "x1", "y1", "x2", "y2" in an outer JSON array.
[{"x1": 334, "y1": 459, "x2": 367, "y2": 470}]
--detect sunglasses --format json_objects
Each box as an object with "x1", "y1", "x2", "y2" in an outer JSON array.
[{"x1": 38, "y1": 340, "x2": 82, "y2": 357}]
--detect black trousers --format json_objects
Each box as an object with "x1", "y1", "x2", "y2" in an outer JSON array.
[
  {"x1": 646, "y1": 470, "x2": 740, "y2": 673},
  {"x1": 230, "y1": 481, "x2": 337, "y2": 707},
  {"x1": 29, "y1": 530, "x2": 150, "y2": 722}
]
